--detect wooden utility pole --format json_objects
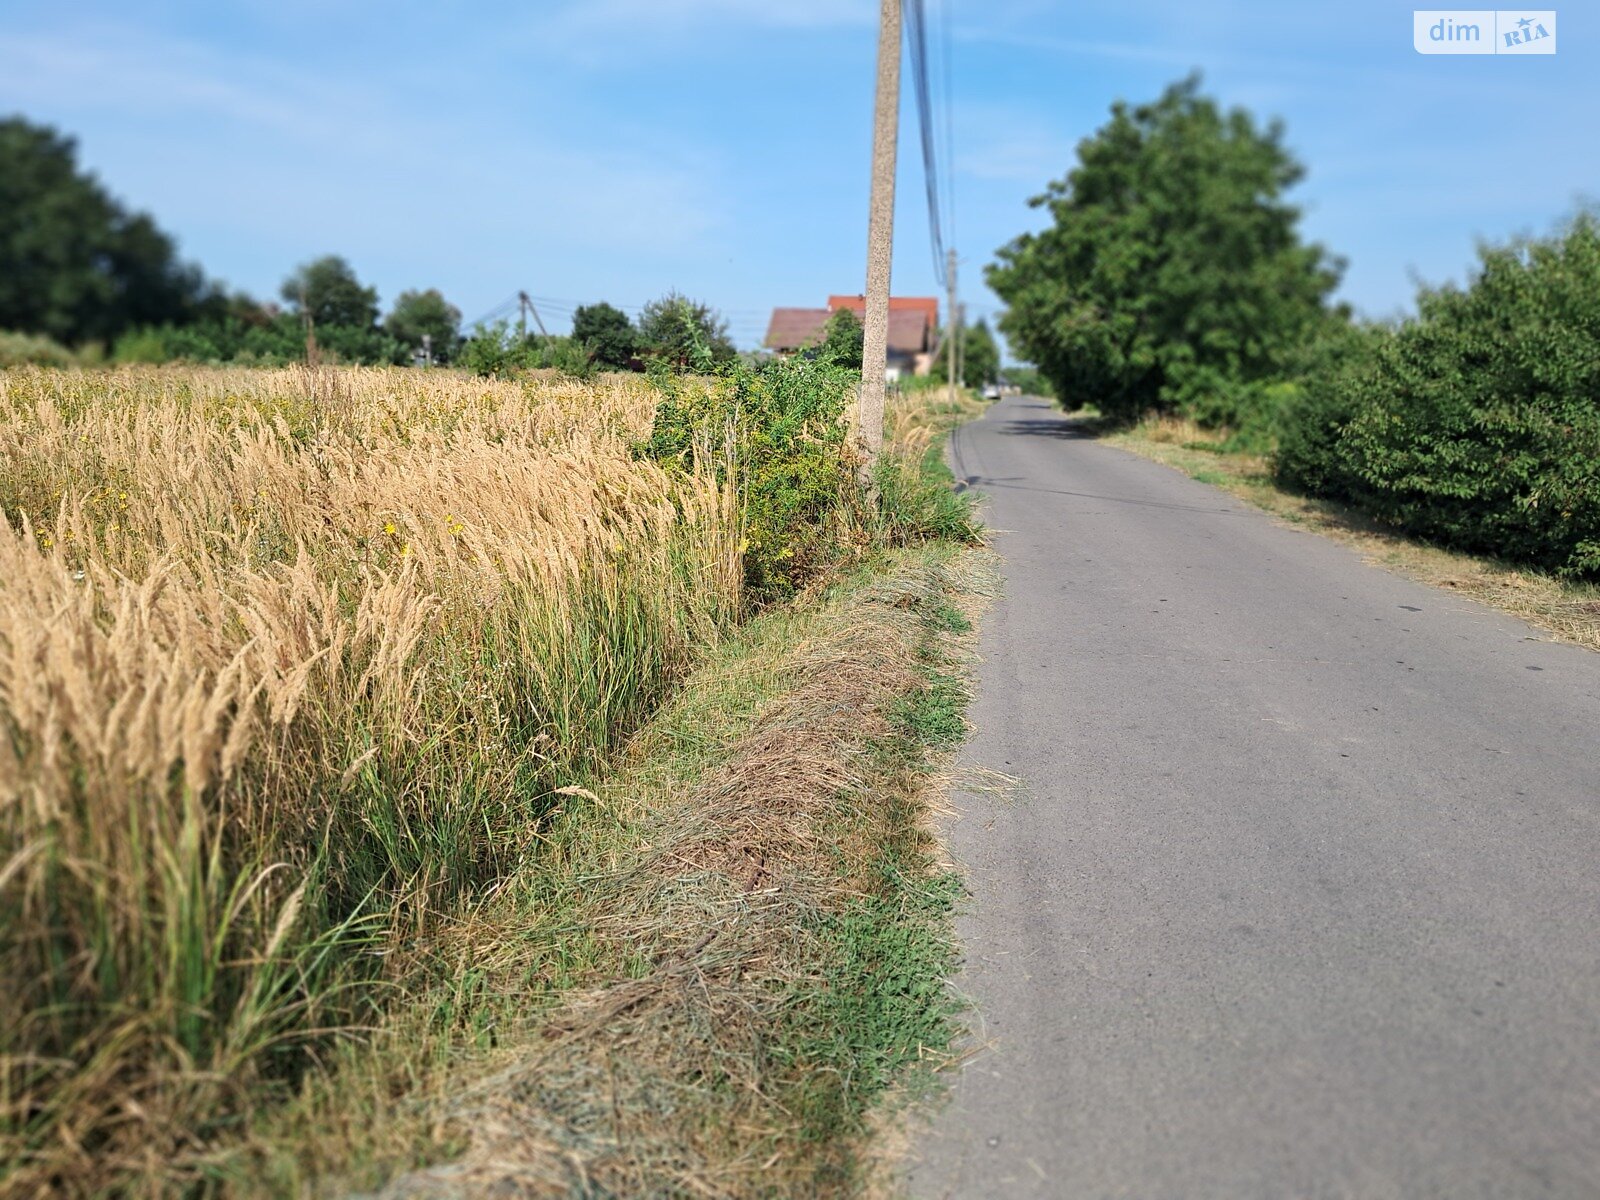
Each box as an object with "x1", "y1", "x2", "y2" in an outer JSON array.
[
  {"x1": 859, "y1": 0, "x2": 901, "y2": 465},
  {"x1": 945, "y1": 247, "x2": 958, "y2": 407}
]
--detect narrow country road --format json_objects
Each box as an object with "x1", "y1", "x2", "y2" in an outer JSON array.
[{"x1": 909, "y1": 396, "x2": 1600, "y2": 1199}]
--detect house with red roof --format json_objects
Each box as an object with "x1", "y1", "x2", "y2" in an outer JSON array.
[{"x1": 764, "y1": 294, "x2": 939, "y2": 379}]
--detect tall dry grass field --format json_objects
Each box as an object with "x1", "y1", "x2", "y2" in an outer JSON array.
[{"x1": 0, "y1": 365, "x2": 740, "y2": 1193}]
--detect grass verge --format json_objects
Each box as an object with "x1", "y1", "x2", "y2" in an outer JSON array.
[
  {"x1": 207, "y1": 394, "x2": 994, "y2": 1198},
  {"x1": 230, "y1": 543, "x2": 988, "y2": 1199},
  {"x1": 1105, "y1": 414, "x2": 1600, "y2": 653}
]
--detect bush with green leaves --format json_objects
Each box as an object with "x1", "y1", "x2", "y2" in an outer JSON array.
[
  {"x1": 458, "y1": 322, "x2": 593, "y2": 378},
  {"x1": 1271, "y1": 323, "x2": 1392, "y2": 498},
  {"x1": 112, "y1": 314, "x2": 405, "y2": 366},
  {"x1": 385, "y1": 288, "x2": 462, "y2": 363},
  {"x1": 640, "y1": 354, "x2": 856, "y2": 603},
  {"x1": 1331, "y1": 215, "x2": 1600, "y2": 576},
  {"x1": 0, "y1": 329, "x2": 80, "y2": 367},
  {"x1": 817, "y1": 308, "x2": 864, "y2": 369}
]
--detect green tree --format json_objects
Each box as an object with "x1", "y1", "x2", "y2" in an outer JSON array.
[
  {"x1": 281, "y1": 256, "x2": 379, "y2": 331},
  {"x1": 0, "y1": 117, "x2": 214, "y2": 345},
  {"x1": 817, "y1": 307, "x2": 864, "y2": 368},
  {"x1": 638, "y1": 291, "x2": 736, "y2": 370},
  {"x1": 571, "y1": 302, "x2": 638, "y2": 370},
  {"x1": 927, "y1": 315, "x2": 997, "y2": 389},
  {"x1": 962, "y1": 318, "x2": 1000, "y2": 389},
  {"x1": 386, "y1": 288, "x2": 461, "y2": 362},
  {"x1": 987, "y1": 75, "x2": 1342, "y2": 423}
]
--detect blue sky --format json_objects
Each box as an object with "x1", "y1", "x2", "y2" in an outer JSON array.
[{"x1": 2, "y1": 1, "x2": 1594, "y2": 353}]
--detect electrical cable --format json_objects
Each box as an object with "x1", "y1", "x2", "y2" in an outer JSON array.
[{"x1": 903, "y1": 0, "x2": 947, "y2": 287}]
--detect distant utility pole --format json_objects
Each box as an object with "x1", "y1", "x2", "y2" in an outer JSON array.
[
  {"x1": 859, "y1": 0, "x2": 901, "y2": 466},
  {"x1": 956, "y1": 300, "x2": 967, "y2": 392},
  {"x1": 300, "y1": 283, "x2": 319, "y2": 366},
  {"x1": 945, "y1": 247, "x2": 958, "y2": 406},
  {"x1": 517, "y1": 291, "x2": 548, "y2": 342}
]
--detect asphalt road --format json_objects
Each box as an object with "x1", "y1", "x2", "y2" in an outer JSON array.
[{"x1": 909, "y1": 396, "x2": 1600, "y2": 1199}]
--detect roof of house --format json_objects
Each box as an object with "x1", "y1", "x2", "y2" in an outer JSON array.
[
  {"x1": 886, "y1": 309, "x2": 932, "y2": 355},
  {"x1": 827, "y1": 294, "x2": 940, "y2": 329},
  {"x1": 764, "y1": 307, "x2": 831, "y2": 350},
  {"x1": 765, "y1": 297, "x2": 937, "y2": 357}
]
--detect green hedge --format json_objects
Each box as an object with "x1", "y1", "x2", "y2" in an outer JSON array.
[
  {"x1": 1272, "y1": 324, "x2": 1389, "y2": 499},
  {"x1": 1273, "y1": 214, "x2": 1600, "y2": 577}
]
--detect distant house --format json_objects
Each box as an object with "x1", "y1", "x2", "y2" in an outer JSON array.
[
  {"x1": 827, "y1": 295, "x2": 938, "y2": 378},
  {"x1": 764, "y1": 308, "x2": 832, "y2": 355},
  {"x1": 763, "y1": 294, "x2": 940, "y2": 379}
]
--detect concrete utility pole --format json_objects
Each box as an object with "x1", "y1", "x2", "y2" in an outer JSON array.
[
  {"x1": 517, "y1": 291, "x2": 548, "y2": 342},
  {"x1": 956, "y1": 300, "x2": 967, "y2": 392},
  {"x1": 946, "y1": 247, "x2": 958, "y2": 407},
  {"x1": 300, "y1": 283, "x2": 319, "y2": 366},
  {"x1": 859, "y1": 0, "x2": 901, "y2": 466}
]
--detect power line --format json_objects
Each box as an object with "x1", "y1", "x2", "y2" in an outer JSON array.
[
  {"x1": 465, "y1": 292, "x2": 767, "y2": 335},
  {"x1": 903, "y1": 0, "x2": 947, "y2": 287},
  {"x1": 937, "y1": 0, "x2": 956, "y2": 257}
]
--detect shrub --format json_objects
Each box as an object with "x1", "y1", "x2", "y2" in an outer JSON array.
[
  {"x1": 459, "y1": 323, "x2": 592, "y2": 378},
  {"x1": 1272, "y1": 322, "x2": 1391, "y2": 497},
  {"x1": 640, "y1": 354, "x2": 856, "y2": 603},
  {"x1": 572, "y1": 302, "x2": 638, "y2": 370},
  {"x1": 0, "y1": 329, "x2": 78, "y2": 367},
  {"x1": 1336, "y1": 214, "x2": 1600, "y2": 576}
]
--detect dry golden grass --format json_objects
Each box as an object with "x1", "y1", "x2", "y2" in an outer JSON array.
[
  {"x1": 213, "y1": 381, "x2": 988, "y2": 1199},
  {"x1": 1106, "y1": 414, "x2": 1600, "y2": 653},
  {"x1": 0, "y1": 364, "x2": 741, "y2": 1195}
]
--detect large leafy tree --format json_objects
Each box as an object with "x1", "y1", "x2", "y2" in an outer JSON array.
[
  {"x1": 0, "y1": 118, "x2": 215, "y2": 345},
  {"x1": 988, "y1": 75, "x2": 1342, "y2": 423},
  {"x1": 571, "y1": 301, "x2": 638, "y2": 370},
  {"x1": 638, "y1": 291, "x2": 735, "y2": 370},
  {"x1": 385, "y1": 288, "x2": 461, "y2": 361},
  {"x1": 281, "y1": 255, "x2": 379, "y2": 330}
]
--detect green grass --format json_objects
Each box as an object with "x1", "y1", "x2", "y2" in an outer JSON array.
[
  {"x1": 778, "y1": 869, "x2": 963, "y2": 1146},
  {"x1": 892, "y1": 668, "x2": 969, "y2": 750}
]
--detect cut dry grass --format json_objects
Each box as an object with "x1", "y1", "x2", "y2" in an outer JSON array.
[
  {"x1": 1105, "y1": 413, "x2": 1600, "y2": 653},
  {"x1": 0, "y1": 365, "x2": 741, "y2": 1195}
]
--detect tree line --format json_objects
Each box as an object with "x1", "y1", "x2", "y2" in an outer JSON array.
[
  {"x1": 0, "y1": 116, "x2": 738, "y2": 375},
  {"x1": 989, "y1": 75, "x2": 1599, "y2": 578}
]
